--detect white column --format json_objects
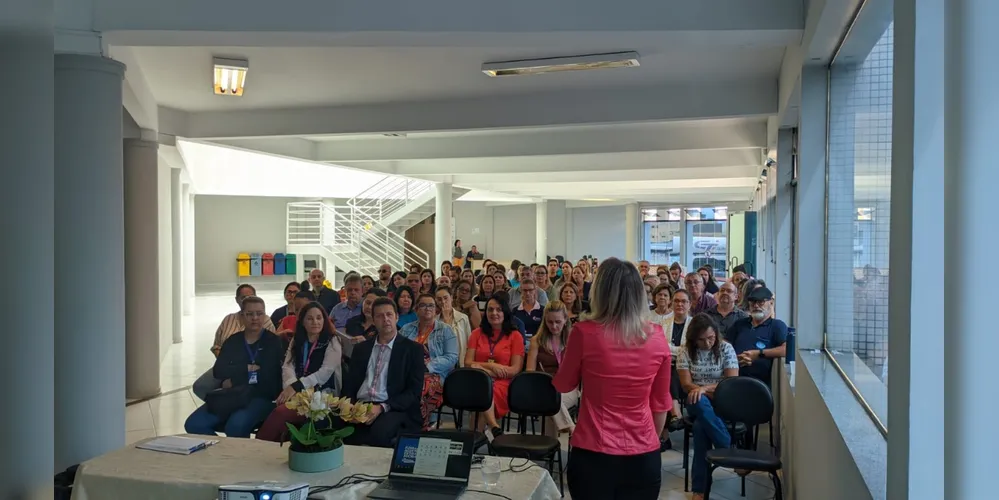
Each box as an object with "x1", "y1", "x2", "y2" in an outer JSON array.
[
  {"x1": 535, "y1": 200, "x2": 548, "y2": 263},
  {"x1": 942, "y1": 0, "x2": 994, "y2": 498},
  {"x1": 434, "y1": 182, "x2": 453, "y2": 268},
  {"x1": 123, "y1": 139, "x2": 163, "y2": 399},
  {"x1": 182, "y1": 185, "x2": 195, "y2": 314},
  {"x1": 54, "y1": 54, "x2": 127, "y2": 471},
  {"x1": 170, "y1": 168, "x2": 183, "y2": 342},
  {"x1": 624, "y1": 203, "x2": 639, "y2": 261},
  {"x1": 1, "y1": 5, "x2": 55, "y2": 493},
  {"x1": 774, "y1": 129, "x2": 794, "y2": 322}
]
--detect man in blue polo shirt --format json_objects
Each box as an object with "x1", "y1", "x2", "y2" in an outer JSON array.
[{"x1": 726, "y1": 287, "x2": 788, "y2": 384}]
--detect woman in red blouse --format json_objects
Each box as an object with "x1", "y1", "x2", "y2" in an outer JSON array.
[
  {"x1": 464, "y1": 296, "x2": 524, "y2": 436},
  {"x1": 553, "y1": 257, "x2": 673, "y2": 500}
]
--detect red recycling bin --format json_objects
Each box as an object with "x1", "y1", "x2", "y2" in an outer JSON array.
[{"x1": 262, "y1": 252, "x2": 275, "y2": 275}]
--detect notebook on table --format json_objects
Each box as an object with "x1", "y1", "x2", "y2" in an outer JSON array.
[{"x1": 136, "y1": 436, "x2": 218, "y2": 455}]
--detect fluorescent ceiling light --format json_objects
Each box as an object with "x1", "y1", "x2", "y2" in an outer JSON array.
[
  {"x1": 213, "y1": 57, "x2": 248, "y2": 96},
  {"x1": 482, "y1": 51, "x2": 640, "y2": 77}
]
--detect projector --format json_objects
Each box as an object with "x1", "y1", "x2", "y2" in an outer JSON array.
[{"x1": 218, "y1": 482, "x2": 310, "y2": 500}]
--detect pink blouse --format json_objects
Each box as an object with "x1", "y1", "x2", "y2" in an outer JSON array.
[{"x1": 553, "y1": 320, "x2": 672, "y2": 455}]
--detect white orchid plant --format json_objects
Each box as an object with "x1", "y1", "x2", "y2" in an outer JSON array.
[{"x1": 284, "y1": 388, "x2": 374, "y2": 452}]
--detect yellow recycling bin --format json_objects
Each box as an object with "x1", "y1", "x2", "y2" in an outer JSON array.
[{"x1": 237, "y1": 252, "x2": 251, "y2": 277}]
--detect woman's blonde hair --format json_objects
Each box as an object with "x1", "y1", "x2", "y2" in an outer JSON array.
[
  {"x1": 535, "y1": 300, "x2": 573, "y2": 353},
  {"x1": 588, "y1": 257, "x2": 650, "y2": 346}
]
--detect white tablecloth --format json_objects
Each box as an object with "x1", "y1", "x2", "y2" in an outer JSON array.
[{"x1": 72, "y1": 435, "x2": 561, "y2": 500}]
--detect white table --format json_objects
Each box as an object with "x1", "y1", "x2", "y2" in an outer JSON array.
[{"x1": 72, "y1": 435, "x2": 561, "y2": 500}]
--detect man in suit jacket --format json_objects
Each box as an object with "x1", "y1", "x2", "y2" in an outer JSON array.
[{"x1": 335, "y1": 297, "x2": 425, "y2": 448}]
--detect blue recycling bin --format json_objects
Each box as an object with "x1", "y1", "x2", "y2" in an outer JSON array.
[
  {"x1": 250, "y1": 252, "x2": 262, "y2": 276},
  {"x1": 274, "y1": 253, "x2": 286, "y2": 275}
]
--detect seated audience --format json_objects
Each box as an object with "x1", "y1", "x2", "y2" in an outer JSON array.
[
  {"x1": 193, "y1": 284, "x2": 275, "y2": 401},
  {"x1": 569, "y1": 266, "x2": 592, "y2": 302},
  {"x1": 526, "y1": 300, "x2": 578, "y2": 438},
  {"x1": 535, "y1": 265, "x2": 554, "y2": 297},
  {"x1": 436, "y1": 275, "x2": 451, "y2": 289},
  {"x1": 329, "y1": 274, "x2": 363, "y2": 330},
  {"x1": 278, "y1": 291, "x2": 314, "y2": 341},
  {"x1": 508, "y1": 265, "x2": 549, "y2": 308},
  {"x1": 703, "y1": 281, "x2": 748, "y2": 338},
  {"x1": 677, "y1": 314, "x2": 740, "y2": 500},
  {"x1": 558, "y1": 282, "x2": 585, "y2": 323},
  {"x1": 685, "y1": 271, "x2": 717, "y2": 315},
  {"x1": 512, "y1": 278, "x2": 544, "y2": 343},
  {"x1": 662, "y1": 288, "x2": 692, "y2": 426},
  {"x1": 546, "y1": 259, "x2": 561, "y2": 285},
  {"x1": 507, "y1": 260, "x2": 524, "y2": 287},
  {"x1": 361, "y1": 275, "x2": 376, "y2": 293},
  {"x1": 453, "y1": 279, "x2": 482, "y2": 330},
  {"x1": 493, "y1": 270, "x2": 510, "y2": 292},
  {"x1": 649, "y1": 284, "x2": 674, "y2": 328},
  {"x1": 474, "y1": 275, "x2": 497, "y2": 313},
  {"x1": 393, "y1": 285, "x2": 417, "y2": 328},
  {"x1": 553, "y1": 258, "x2": 672, "y2": 499},
  {"x1": 256, "y1": 302, "x2": 342, "y2": 442},
  {"x1": 406, "y1": 272, "x2": 423, "y2": 296},
  {"x1": 435, "y1": 286, "x2": 472, "y2": 366},
  {"x1": 307, "y1": 268, "x2": 341, "y2": 313},
  {"x1": 460, "y1": 269, "x2": 476, "y2": 286},
  {"x1": 738, "y1": 278, "x2": 767, "y2": 312},
  {"x1": 440, "y1": 260, "x2": 453, "y2": 281},
  {"x1": 377, "y1": 264, "x2": 393, "y2": 290},
  {"x1": 420, "y1": 269, "x2": 437, "y2": 294},
  {"x1": 638, "y1": 259, "x2": 652, "y2": 278},
  {"x1": 270, "y1": 281, "x2": 302, "y2": 326},
  {"x1": 698, "y1": 265, "x2": 720, "y2": 295},
  {"x1": 387, "y1": 271, "x2": 406, "y2": 298},
  {"x1": 728, "y1": 286, "x2": 787, "y2": 384},
  {"x1": 399, "y1": 294, "x2": 459, "y2": 429},
  {"x1": 332, "y1": 297, "x2": 425, "y2": 448},
  {"x1": 447, "y1": 267, "x2": 459, "y2": 284},
  {"x1": 185, "y1": 297, "x2": 283, "y2": 437},
  {"x1": 669, "y1": 262, "x2": 685, "y2": 290},
  {"x1": 464, "y1": 296, "x2": 525, "y2": 436},
  {"x1": 346, "y1": 288, "x2": 386, "y2": 340}
]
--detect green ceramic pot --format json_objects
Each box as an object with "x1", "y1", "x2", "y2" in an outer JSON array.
[{"x1": 288, "y1": 445, "x2": 344, "y2": 473}]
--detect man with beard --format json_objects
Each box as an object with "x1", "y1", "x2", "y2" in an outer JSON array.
[{"x1": 726, "y1": 286, "x2": 788, "y2": 384}]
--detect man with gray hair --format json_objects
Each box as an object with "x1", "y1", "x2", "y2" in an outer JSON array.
[{"x1": 703, "y1": 281, "x2": 749, "y2": 338}]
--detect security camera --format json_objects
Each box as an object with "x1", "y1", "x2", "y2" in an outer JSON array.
[{"x1": 765, "y1": 158, "x2": 776, "y2": 168}]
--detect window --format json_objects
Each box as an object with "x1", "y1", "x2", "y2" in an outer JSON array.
[
  {"x1": 826, "y1": 21, "x2": 893, "y2": 427},
  {"x1": 642, "y1": 208, "x2": 681, "y2": 266}
]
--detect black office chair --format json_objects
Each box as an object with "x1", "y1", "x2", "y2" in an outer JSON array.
[
  {"x1": 489, "y1": 372, "x2": 565, "y2": 497},
  {"x1": 703, "y1": 377, "x2": 783, "y2": 500},
  {"x1": 435, "y1": 368, "x2": 493, "y2": 452}
]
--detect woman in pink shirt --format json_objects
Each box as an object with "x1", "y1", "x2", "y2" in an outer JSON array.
[{"x1": 553, "y1": 258, "x2": 673, "y2": 499}]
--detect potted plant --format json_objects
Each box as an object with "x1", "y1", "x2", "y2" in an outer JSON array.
[{"x1": 283, "y1": 388, "x2": 374, "y2": 473}]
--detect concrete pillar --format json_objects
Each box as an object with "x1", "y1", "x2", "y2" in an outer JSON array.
[
  {"x1": 0, "y1": 4, "x2": 55, "y2": 493},
  {"x1": 54, "y1": 53, "x2": 127, "y2": 471},
  {"x1": 535, "y1": 200, "x2": 548, "y2": 263},
  {"x1": 170, "y1": 168, "x2": 183, "y2": 342},
  {"x1": 941, "y1": 0, "x2": 994, "y2": 497},
  {"x1": 182, "y1": 186, "x2": 195, "y2": 315},
  {"x1": 624, "y1": 203, "x2": 639, "y2": 262},
  {"x1": 774, "y1": 129, "x2": 794, "y2": 322},
  {"x1": 123, "y1": 139, "x2": 163, "y2": 399},
  {"x1": 434, "y1": 183, "x2": 453, "y2": 268}
]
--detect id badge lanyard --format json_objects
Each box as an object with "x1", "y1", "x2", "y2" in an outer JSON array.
[
  {"x1": 301, "y1": 340, "x2": 320, "y2": 376},
  {"x1": 486, "y1": 336, "x2": 500, "y2": 364},
  {"x1": 245, "y1": 334, "x2": 261, "y2": 384}
]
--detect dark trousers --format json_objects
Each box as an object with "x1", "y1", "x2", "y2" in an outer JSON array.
[
  {"x1": 331, "y1": 411, "x2": 419, "y2": 448},
  {"x1": 566, "y1": 447, "x2": 661, "y2": 500}
]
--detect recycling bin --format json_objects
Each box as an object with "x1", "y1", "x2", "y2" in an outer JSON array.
[
  {"x1": 284, "y1": 253, "x2": 297, "y2": 275},
  {"x1": 262, "y1": 253, "x2": 275, "y2": 275},
  {"x1": 237, "y1": 253, "x2": 251, "y2": 277},
  {"x1": 274, "y1": 253, "x2": 286, "y2": 275},
  {"x1": 250, "y1": 253, "x2": 262, "y2": 276}
]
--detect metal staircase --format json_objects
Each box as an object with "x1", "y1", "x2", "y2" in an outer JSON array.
[{"x1": 285, "y1": 176, "x2": 466, "y2": 277}]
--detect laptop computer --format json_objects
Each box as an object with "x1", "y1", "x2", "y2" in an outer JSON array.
[{"x1": 367, "y1": 431, "x2": 475, "y2": 500}]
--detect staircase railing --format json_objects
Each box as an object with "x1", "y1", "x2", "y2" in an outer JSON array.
[{"x1": 347, "y1": 176, "x2": 434, "y2": 223}]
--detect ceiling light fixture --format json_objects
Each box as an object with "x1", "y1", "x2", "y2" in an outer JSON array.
[
  {"x1": 213, "y1": 57, "x2": 248, "y2": 96},
  {"x1": 481, "y1": 51, "x2": 640, "y2": 77}
]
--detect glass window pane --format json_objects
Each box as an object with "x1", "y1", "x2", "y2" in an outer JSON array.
[
  {"x1": 643, "y1": 221, "x2": 681, "y2": 266},
  {"x1": 686, "y1": 220, "x2": 727, "y2": 275}
]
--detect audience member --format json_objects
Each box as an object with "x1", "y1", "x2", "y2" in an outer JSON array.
[
  {"x1": 307, "y1": 268, "x2": 341, "y2": 313},
  {"x1": 332, "y1": 298, "x2": 424, "y2": 448},
  {"x1": 535, "y1": 264, "x2": 554, "y2": 297},
  {"x1": 346, "y1": 288, "x2": 386, "y2": 340},
  {"x1": 697, "y1": 265, "x2": 720, "y2": 295},
  {"x1": 474, "y1": 275, "x2": 496, "y2": 313},
  {"x1": 512, "y1": 278, "x2": 544, "y2": 343},
  {"x1": 376, "y1": 264, "x2": 393, "y2": 290},
  {"x1": 493, "y1": 270, "x2": 510, "y2": 292},
  {"x1": 270, "y1": 281, "x2": 302, "y2": 326},
  {"x1": 453, "y1": 279, "x2": 482, "y2": 330},
  {"x1": 420, "y1": 269, "x2": 437, "y2": 294},
  {"x1": 546, "y1": 259, "x2": 561, "y2": 284},
  {"x1": 185, "y1": 296, "x2": 283, "y2": 437},
  {"x1": 278, "y1": 291, "x2": 314, "y2": 341},
  {"x1": 399, "y1": 294, "x2": 459, "y2": 429},
  {"x1": 570, "y1": 266, "x2": 592, "y2": 302},
  {"x1": 703, "y1": 281, "x2": 748, "y2": 337},
  {"x1": 685, "y1": 271, "x2": 717, "y2": 315},
  {"x1": 558, "y1": 282, "x2": 585, "y2": 323},
  {"x1": 507, "y1": 260, "x2": 523, "y2": 287},
  {"x1": 638, "y1": 260, "x2": 651, "y2": 278},
  {"x1": 677, "y1": 314, "x2": 740, "y2": 500},
  {"x1": 360, "y1": 275, "x2": 376, "y2": 293},
  {"x1": 436, "y1": 275, "x2": 451, "y2": 289},
  {"x1": 256, "y1": 302, "x2": 342, "y2": 442},
  {"x1": 435, "y1": 287, "x2": 472, "y2": 366},
  {"x1": 406, "y1": 272, "x2": 423, "y2": 296},
  {"x1": 553, "y1": 258, "x2": 672, "y2": 499},
  {"x1": 526, "y1": 300, "x2": 578, "y2": 438},
  {"x1": 508, "y1": 265, "x2": 549, "y2": 308},
  {"x1": 329, "y1": 274, "x2": 363, "y2": 330},
  {"x1": 669, "y1": 262, "x2": 685, "y2": 290},
  {"x1": 193, "y1": 284, "x2": 275, "y2": 401},
  {"x1": 662, "y1": 288, "x2": 692, "y2": 427},
  {"x1": 393, "y1": 285, "x2": 417, "y2": 328},
  {"x1": 649, "y1": 284, "x2": 673, "y2": 328},
  {"x1": 440, "y1": 260, "x2": 453, "y2": 281},
  {"x1": 728, "y1": 286, "x2": 787, "y2": 384},
  {"x1": 387, "y1": 271, "x2": 406, "y2": 297},
  {"x1": 738, "y1": 278, "x2": 766, "y2": 312},
  {"x1": 464, "y1": 296, "x2": 525, "y2": 436}
]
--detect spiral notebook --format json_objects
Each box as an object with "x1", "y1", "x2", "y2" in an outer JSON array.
[{"x1": 136, "y1": 436, "x2": 218, "y2": 455}]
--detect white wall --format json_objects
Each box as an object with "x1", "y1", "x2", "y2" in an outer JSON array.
[
  {"x1": 545, "y1": 200, "x2": 567, "y2": 259},
  {"x1": 454, "y1": 201, "x2": 494, "y2": 257},
  {"x1": 492, "y1": 204, "x2": 537, "y2": 262},
  {"x1": 569, "y1": 206, "x2": 627, "y2": 260},
  {"x1": 195, "y1": 195, "x2": 302, "y2": 292},
  {"x1": 157, "y1": 162, "x2": 173, "y2": 360}
]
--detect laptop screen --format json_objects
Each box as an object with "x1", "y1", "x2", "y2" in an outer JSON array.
[{"x1": 389, "y1": 433, "x2": 473, "y2": 484}]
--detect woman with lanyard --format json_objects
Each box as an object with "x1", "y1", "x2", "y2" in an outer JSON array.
[
  {"x1": 255, "y1": 302, "x2": 343, "y2": 442},
  {"x1": 435, "y1": 286, "x2": 472, "y2": 366},
  {"x1": 526, "y1": 300, "x2": 578, "y2": 438},
  {"x1": 400, "y1": 294, "x2": 459, "y2": 430},
  {"x1": 464, "y1": 296, "x2": 524, "y2": 437}
]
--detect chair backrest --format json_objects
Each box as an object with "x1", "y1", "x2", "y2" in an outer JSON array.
[
  {"x1": 507, "y1": 372, "x2": 561, "y2": 418},
  {"x1": 712, "y1": 376, "x2": 774, "y2": 426},
  {"x1": 442, "y1": 368, "x2": 494, "y2": 413}
]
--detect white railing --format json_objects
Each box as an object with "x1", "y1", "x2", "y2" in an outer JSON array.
[
  {"x1": 286, "y1": 201, "x2": 429, "y2": 275},
  {"x1": 348, "y1": 176, "x2": 434, "y2": 223}
]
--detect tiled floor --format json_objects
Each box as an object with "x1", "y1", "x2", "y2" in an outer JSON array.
[{"x1": 127, "y1": 293, "x2": 778, "y2": 500}]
